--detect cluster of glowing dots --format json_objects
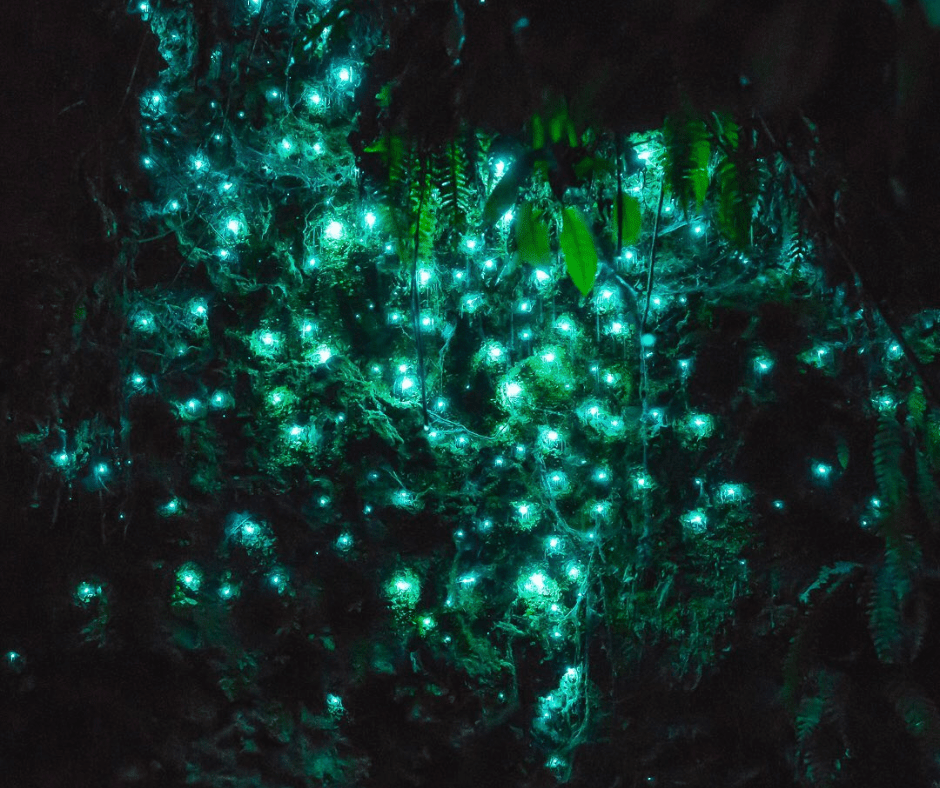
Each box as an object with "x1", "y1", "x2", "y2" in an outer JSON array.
[
  {"x1": 75, "y1": 582, "x2": 100, "y2": 604},
  {"x1": 718, "y1": 483, "x2": 745, "y2": 503},
  {"x1": 177, "y1": 565, "x2": 202, "y2": 593},
  {"x1": 388, "y1": 572, "x2": 421, "y2": 608}
]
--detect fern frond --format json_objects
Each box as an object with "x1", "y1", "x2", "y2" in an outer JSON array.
[
  {"x1": 409, "y1": 166, "x2": 436, "y2": 262},
  {"x1": 715, "y1": 154, "x2": 755, "y2": 250},
  {"x1": 915, "y1": 447, "x2": 940, "y2": 530},
  {"x1": 887, "y1": 678, "x2": 940, "y2": 753},
  {"x1": 662, "y1": 114, "x2": 710, "y2": 210},
  {"x1": 437, "y1": 142, "x2": 473, "y2": 236},
  {"x1": 874, "y1": 414, "x2": 907, "y2": 514},
  {"x1": 868, "y1": 533, "x2": 925, "y2": 664},
  {"x1": 796, "y1": 695, "x2": 824, "y2": 742},
  {"x1": 908, "y1": 386, "x2": 927, "y2": 428},
  {"x1": 795, "y1": 670, "x2": 845, "y2": 788},
  {"x1": 926, "y1": 414, "x2": 940, "y2": 471},
  {"x1": 799, "y1": 562, "x2": 863, "y2": 605}
]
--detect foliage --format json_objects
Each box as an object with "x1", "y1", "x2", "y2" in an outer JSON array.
[{"x1": 5, "y1": 1, "x2": 940, "y2": 788}]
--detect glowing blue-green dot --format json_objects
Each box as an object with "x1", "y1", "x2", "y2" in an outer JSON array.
[
  {"x1": 325, "y1": 220, "x2": 343, "y2": 240},
  {"x1": 76, "y1": 582, "x2": 98, "y2": 603},
  {"x1": 813, "y1": 462, "x2": 832, "y2": 480}
]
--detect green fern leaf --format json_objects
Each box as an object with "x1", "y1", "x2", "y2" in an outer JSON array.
[
  {"x1": 888, "y1": 678, "x2": 940, "y2": 750},
  {"x1": 799, "y1": 562, "x2": 862, "y2": 605},
  {"x1": 663, "y1": 115, "x2": 711, "y2": 210},
  {"x1": 437, "y1": 142, "x2": 472, "y2": 235},
  {"x1": 874, "y1": 415, "x2": 907, "y2": 513},
  {"x1": 908, "y1": 386, "x2": 927, "y2": 427},
  {"x1": 796, "y1": 695, "x2": 824, "y2": 742},
  {"x1": 716, "y1": 156, "x2": 753, "y2": 250},
  {"x1": 916, "y1": 448, "x2": 940, "y2": 530},
  {"x1": 869, "y1": 533, "x2": 924, "y2": 664}
]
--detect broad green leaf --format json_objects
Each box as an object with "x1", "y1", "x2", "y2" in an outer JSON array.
[
  {"x1": 515, "y1": 202, "x2": 551, "y2": 267},
  {"x1": 483, "y1": 157, "x2": 531, "y2": 224},
  {"x1": 837, "y1": 437, "x2": 850, "y2": 470},
  {"x1": 559, "y1": 207, "x2": 598, "y2": 296},
  {"x1": 531, "y1": 114, "x2": 545, "y2": 151},
  {"x1": 612, "y1": 193, "x2": 642, "y2": 247}
]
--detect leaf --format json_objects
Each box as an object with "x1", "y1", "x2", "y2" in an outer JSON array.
[
  {"x1": 909, "y1": 386, "x2": 927, "y2": 427},
  {"x1": 716, "y1": 156, "x2": 754, "y2": 250},
  {"x1": 663, "y1": 115, "x2": 711, "y2": 209},
  {"x1": 837, "y1": 436, "x2": 850, "y2": 470},
  {"x1": 483, "y1": 157, "x2": 530, "y2": 224},
  {"x1": 874, "y1": 415, "x2": 906, "y2": 513},
  {"x1": 515, "y1": 202, "x2": 551, "y2": 267},
  {"x1": 799, "y1": 561, "x2": 862, "y2": 605},
  {"x1": 689, "y1": 137, "x2": 710, "y2": 207},
  {"x1": 612, "y1": 193, "x2": 642, "y2": 247},
  {"x1": 559, "y1": 207, "x2": 598, "y2": 296},
  {"x1": 531, "y1": 114, "x2": 545, "y2": 151},
  {"x1": 438, "y1": 142, "x2": 472, "y2": 234}
]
